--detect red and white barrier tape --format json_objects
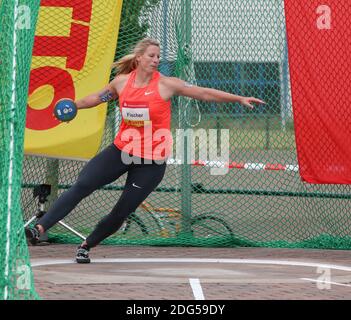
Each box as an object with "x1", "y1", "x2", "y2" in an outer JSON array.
[{"x1": 167, "y1": 159, "x2": 299, "y2": 172}]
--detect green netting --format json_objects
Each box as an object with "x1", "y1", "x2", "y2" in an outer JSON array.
[
  {"x1": 0, "y1": 0, "x2": 40, "y2": 300},
  {"x1": 21, "y1": 0, "x2": 351, "y2": 253}
]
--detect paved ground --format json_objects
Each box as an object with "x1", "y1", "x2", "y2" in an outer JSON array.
[{"x1": 28, "y1": 244, "x2": 351, "y2": 300}]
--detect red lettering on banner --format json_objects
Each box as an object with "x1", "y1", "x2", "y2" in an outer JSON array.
[
  {"x1": 33, "y1": 24, "x2": 89, "y2": 71},
  {"x1": 26, "y1": 67, "x2": 75, "y2": 130},
  {"x1": 27, "y1": 0, "x2": 93, "y2": 130},
  {"x1": 40, "y1": 0, "x2": 92, "y2": 22}
]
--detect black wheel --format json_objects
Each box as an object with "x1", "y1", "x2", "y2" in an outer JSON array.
[{"x1": 191, "y1": 214, "x2": 233, "y2": 238}]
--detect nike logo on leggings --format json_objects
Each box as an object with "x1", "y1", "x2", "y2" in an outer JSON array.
[{"x1": 132, "y1": 183, "x2": 142, "y2": 189}]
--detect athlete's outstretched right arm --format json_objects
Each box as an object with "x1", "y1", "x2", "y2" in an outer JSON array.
[{"x1": 161, "y1": 77, "x2": 265, "y2": 109}]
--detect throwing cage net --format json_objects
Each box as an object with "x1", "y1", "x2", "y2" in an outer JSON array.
[
  {"x1": 21, "y1": 0, "x2": 351, "y2": 248},
  {"x1": 0, "y1": 0, "x2": 40, "y2": 300}
]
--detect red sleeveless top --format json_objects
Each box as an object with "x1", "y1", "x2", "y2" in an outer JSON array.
[{"x1": 114, "y1": 70, "x2": 172, "y2": 160}]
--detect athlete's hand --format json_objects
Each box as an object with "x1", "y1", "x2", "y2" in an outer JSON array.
[{"x1": 239, "y1": 97, "x2": 266, "y2": 109}]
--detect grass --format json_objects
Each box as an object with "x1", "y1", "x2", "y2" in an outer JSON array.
[{"x1": 170, "y1": 114, "x2": 296, "y2": 153}]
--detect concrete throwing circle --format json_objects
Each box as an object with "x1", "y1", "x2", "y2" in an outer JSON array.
[{"x1": 31, "y1": 258, "x2": 351, "y2": 286}]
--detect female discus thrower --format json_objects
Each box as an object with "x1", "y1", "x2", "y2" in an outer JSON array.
[{"x1": 25, "y1": 38, "x2": 265, "y2": 263}]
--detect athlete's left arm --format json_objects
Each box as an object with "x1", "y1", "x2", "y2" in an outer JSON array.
[{"x1": 165, "y1": 77, "x2": 265, "y2": 109}]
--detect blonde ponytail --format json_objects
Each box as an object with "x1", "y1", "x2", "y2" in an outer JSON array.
[
  {"x1": 112, "y1": 38, "x2": 160, "y2": 75},
  {"x1": 111, "y1": 53, "x2": 138, "y2": 75}
]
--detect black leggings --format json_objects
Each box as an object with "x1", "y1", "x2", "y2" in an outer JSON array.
[{"x1": 37, "y1": 144, "x2": 166, "y2": 248}]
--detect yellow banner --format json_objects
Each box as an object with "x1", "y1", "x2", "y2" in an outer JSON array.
[{"x1": 24, "y1": 0, "x2": 123, "y2": 160}]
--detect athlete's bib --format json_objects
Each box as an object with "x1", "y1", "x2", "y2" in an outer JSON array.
[{"x1": 122, "y1": 101, "x2": 151, "y2": 127}]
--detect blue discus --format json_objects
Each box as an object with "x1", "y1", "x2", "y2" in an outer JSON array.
[{"x1": 54, "y1": 99, "x2": 77, "y2": 122}]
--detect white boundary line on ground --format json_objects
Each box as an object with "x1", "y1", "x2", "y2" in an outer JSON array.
[
  {"x1": 189, "y1": 278, "x2": 205, "y2": 300},
  {"x1": 31, "y1": 258, "x2": 351, "y2": 296},
  {"x1": 31, "y1": 257, "x2": 351, "y2": 272},
  {"x1": 300, "y1": 278, "x2": 351, "y2": 288}
]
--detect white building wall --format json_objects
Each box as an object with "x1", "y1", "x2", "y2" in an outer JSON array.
[
  {"x1": 191, "y1": 0, "x2": 286, "y2": 63},
  {"x1": 144, "y1": 0, "x2": 292, "y2": 119},
  {"x1": 145, "y1": 0, "x2": 286, "y2": 62}
]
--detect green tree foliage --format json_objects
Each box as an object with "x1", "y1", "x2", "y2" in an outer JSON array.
[{"x1": 115, "y1": 0, "x2": 161, "y2": 61}]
